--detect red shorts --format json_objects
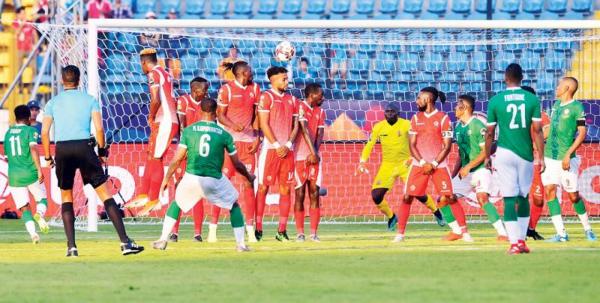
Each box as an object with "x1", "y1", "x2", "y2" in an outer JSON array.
[
  {"x1": 404, "y1": 165, "x2": 453, "y2": 196},
  {"x1": 529, "y1": 164, "x2": 544, "y2": 201},
  {"x1": 223, "y1": 141, "x2": 257, "y2": 178},
  {"x1": 148, "y1": 122, "x2": 178, "y2": 159},
  {"x1": 294, "y1": 160, "x2": 322, "y2": 189},
  {"x1": 257, "y1": 148, "x2": 295, "y2": 186}
]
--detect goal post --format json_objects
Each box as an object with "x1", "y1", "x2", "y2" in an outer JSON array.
[{"x1": 33, "y1": 19, "x2": 600, "y2": 231}]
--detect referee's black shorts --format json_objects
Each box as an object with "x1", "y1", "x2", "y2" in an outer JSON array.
[{"x1": 55, "y1": 139, "x2": 108, "y2": 190}]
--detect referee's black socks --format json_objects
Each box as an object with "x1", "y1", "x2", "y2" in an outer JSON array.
[
  {"x1": 103, "y1": 198, "x2": 129, "y2": 243},
  {"x1": 61, "y1": 202, "x2": 76, "y2": 248}
]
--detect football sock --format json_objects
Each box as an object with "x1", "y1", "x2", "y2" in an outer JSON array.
[
  {"x1": 310, "y1": 207, "x2": 320, "y2": 236},
  {"x1": 242, "y1": 186, "x2": 256, "y2": 226},
  {"x1": 529, "y1": 203, "x2": 543, "y2": 230},
  {"x1": 397, "y1": 202, "x2": 412, "y2": 235},
  {"x1": 22, "y1": 209, "x2": 36, "y2": 236},
  {"x1": 440, "y1": 205, "x2": 461, "y2": 235},
  {"x1": 483, "y1": 202, "x2": 507, "y2": 236},
  {"x1": 516, "y1": 196, "x2": 530, "y2": 241},
  {"x1": 211, "y1": 204, "x2": 221, "y2": 225},
  {"x1": 450, "y1": 202, "x2": 468, "y2": 232},
  {"x1": 376, "y1": 199, "x2": 394, "y2": 218},
  {"x1": 160, "y1": 202, "x2": 181, "y2": 241},
  {"x1": 503, "y1": 197, "x2": 518, "y2": 244},
  {"x1": 61, "y1": 202, "x2": 76, "y2": 248},
  {"x1": 192, "y1": 200, "x2": 204, "y2": 235},
  {"x1": 104, "y1": 198, "x2": 129, "y2": 243},
  {"x1": 148, "y1": 159, "x2": 164, "y2": 201},
  {"x1": 573, "y1": 199, "x2": 591, "y2": 231},
  {"x1": 548, "y1": 198, "x2": 566, "y2": 237},
  {"x1": 278, "y1": 194, "x2": 291, "y2": 232},
  {"x1": 230, "y1": 204, "x2": 246, "y2": 246},
  {"x1": 295, "y1": 209, "x2": 305, "y2": 235},
  {"x1": 172, "y1": 203, "x2": 182, "y2": 234},
  {"x1": 36, "y1": 198, "x2": 48, "y2": 216},
  {"x1": 256, "y1": 190, "x2": 267, "y2": 231}
]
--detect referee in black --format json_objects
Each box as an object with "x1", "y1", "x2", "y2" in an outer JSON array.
[{"x1": 41, "y1": 65, "x2": 144, "y2": 257}]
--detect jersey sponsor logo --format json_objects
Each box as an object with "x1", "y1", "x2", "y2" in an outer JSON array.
[
  {"x1": 504, "y1": 94, "x2": 524, "y2": 101},
  {"x1": 479, "y1": 128, "x2": 487, "y2": 136}
]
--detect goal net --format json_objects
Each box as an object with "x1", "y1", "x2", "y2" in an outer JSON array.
[{"x1": 33, "y1": 20, "x2": 600, "y2": 231}]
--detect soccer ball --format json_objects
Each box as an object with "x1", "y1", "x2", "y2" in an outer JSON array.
[{"x1": 275, "y1": 41, "x2": 295, "y2": 62}]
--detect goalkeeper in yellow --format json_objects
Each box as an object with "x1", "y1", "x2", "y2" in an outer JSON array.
[{"x1": 357, "y1": 103, "x2": 445, "y2": 230}]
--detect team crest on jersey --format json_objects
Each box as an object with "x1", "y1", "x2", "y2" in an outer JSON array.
[
  {"x1": 467, "y1": 130, "x2": 472, "y2": 135},
  {"x1": 434, "y1": 121, "x2": 439, "y2": 127},
  {"x1": 480, "y1": 128, "x2": 487, "y2": 136},
  {"x1": 397, "y1": 131, "x2": 402, "y2": 137},
  {"x1": 409, "y1": 185, "x2": 416, "y2": 191},
  {"x1": 249, "y1": 93, "x2": 255, "y2": 98},
  {"x1": 563, "y1": 109, "x2": 570, "y2": 116},
  {"x1": 267, "y1": 176, "x2": 272, "y2": 181}
]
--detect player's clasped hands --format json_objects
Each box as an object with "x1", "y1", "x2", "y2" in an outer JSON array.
[
  {"x1": 276, "y1": 146, "x2": 289, "y2": 158},
  {"x1": 233, "y1": 124, "x2": 245, "y2": 132},
  {"x1": 422, "y1": 162, "x2": 435, "y2": 175},
  {"x1": 247, "y1": 139, "x2": 260, "y2": 154},
  {"x1": 306, "y1": 154, "x2": 319, "y2": 165}
]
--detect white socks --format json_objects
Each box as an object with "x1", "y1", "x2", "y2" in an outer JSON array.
[
  {"x1": 233, "y1": 227, "x2": 245, "y2": 246},
  {"x1": 25, "y1": 220, "x2": 36, "y2": 237},
  {"x1": 492, "y1": 220, "x2": 508, "y2": 236},
  {"x1": 505, "y1": 221, "x2": 520, "y2": 244},
  {"x1": 517, "y1": 217, "x2": 530, "y2": 240},
  {"x1": 160, "y1": 216, "x2": 177, "y2": 241},
  {"x1": 551, "y1": 215, "x2": 567, "y2": 237}
]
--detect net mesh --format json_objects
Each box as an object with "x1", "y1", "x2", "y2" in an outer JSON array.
[{"x1": 34, "y1": 23, "x2": 600, "y2": 230}]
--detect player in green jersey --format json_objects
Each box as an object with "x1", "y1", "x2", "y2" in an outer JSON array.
[
  {"x1": 452, "y1": 95, "x2": 507, "y2": 241},
  {"x1": 153, "y1": 98, "x2": 255, "y2": 252},
  {"x1": 541, "y1": 77, "x2": 596, "y2": 242},
  {"x1": 3, "y1": 105, "x2": 49, "y2": 243},
  {"x1": 485, "y1": 64, "x2": 545, "y2": 255}
]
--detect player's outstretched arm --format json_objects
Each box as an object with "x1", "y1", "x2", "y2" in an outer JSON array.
[
  {"x1": 160, "y1": 146, "x2": 187, "y2": 197},
  {"x1": 41, "y1": 116, "x2": 54, "y2": 167},
  {"x1": 231, "y1": 153, "x2": 255, "y2": 184}
]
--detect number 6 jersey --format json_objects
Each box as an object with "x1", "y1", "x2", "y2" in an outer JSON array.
[{"x1": 179, "y1": 121, "x2": 236, "y2": 179}]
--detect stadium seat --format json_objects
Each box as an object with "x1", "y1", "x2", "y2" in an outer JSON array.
[
  {"x1": 422, "y1": 52, "x2": 444, "y2": 72},
  {"x1": 546, "y1": 0, "x2": 568, "y2": 13},
  {"x1": 432, "y1": 32, "x2": 452, "y2": 53},
  {"x1": 520, "y1": 50, "x2": 540, "y2": 71},
  {"x1": 572, "y1": 0, "x2": 593, "y2": 13},
  {"x1": 210, "y1": 0, "x2": 229, "y2": 16},
  {"x1": 398, "y1": 52, "x2": 419, "y2": 72},
  {"x1": 280, "y1": 0, "x2": 301, "y2": 18},
  {"x1": 522, "y1": 0, "x2": 543, "y2": 14},
  {"x1": 232, "y1": 0, "x2": 252, "y2": 15},
  {"x1": 257, "y1": 0, "x2": 278, "y2": 14},
  {"x1": 500, "y1": 0, "x2": 519, "y2": 13},
  {"x1": 447, "y1": 52, "x2": 468, "y2": 72},
  {"x1": 134, "y1": 0, "x2": 157, "y2": 15},
  {"x1": 380, "y1": 0, "x2": 399, "y2": 14},
  {"x1": 451, "y1": 0, "x2": 472, "y2": 14},
  {"x1": 406, "y1": 32, "x2": 425, "y2": 53},
  {"x1": 544, "y1": 50, "x2": 566, "y2": 71},
  {"x1": 355, "y1": 0, "x2": 375, "y2": 15},
  {"x1": 470, "y1": 52, "x2": 488, "y2": 72},
  {"x1": 331, "y1": 0, "x2": 351, "y2": 14},
  {"x1": 428, "y1": 0, "x2": 448, "y2": 14},
  {"x1": 403, "y1": 0, "x2": 424, "y2": 14},
  {"x1": 184, "y1": 0, "x2": 206, "y2": 18},
  {"x1": 306, "y1": 0, "x2": 327, "y2": 14},
  {"x1": 160, "y1": 0, "x2": 181, "y2": 15},
  {"x1": 494, "y1": 51, "x2": 517, "y2": 70}
]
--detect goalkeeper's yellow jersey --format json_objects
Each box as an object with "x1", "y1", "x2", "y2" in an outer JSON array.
[{"x1": 360, "y1": 118, "x2": 411, "y2": 164}]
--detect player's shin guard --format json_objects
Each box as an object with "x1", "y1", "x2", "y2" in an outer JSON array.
[
  {"x1": 573, "y1": 199, "x2": 592, "y2": 231},
  {"x1": 148, "y1": 159, "x2": 164, "y2": 202},
  {"x1": 160, "y1": 202, "x2": 181, "y2": 241},
  {"x1": 193, "y1": 200, "x2": 204, "y2": 235},
  {"x1": 450, "y1": 202, "x2": 468, "y2": 232},
  {"x1": 483, "y1": 202, "x2": 507, "y2": 236},
  {"x1": 61, "y1": 202, "x2": 76, "y2": 248},
  {"x1": 376, "y1": 199, "x2": 394, "y2": 218},
  {"x1": 516, "y1": 196, "x2": 530, "y2": 240},
  {"x1": 278, "y1": 194, "x2": 291, "y2": 232},
  {"x1": 548, "y1": 198, "x2": 567, "y2": 236},
  {"x1": 36, "y1": 198, "x2": 48, "y2": 216},
  {"x1": 104, "y1": 198, "x2": 129, "y2": 243},
  {"x1": 529, "y1": 203, "x2": 543, "y2": 230},
  {"x1": 22, "y1": 209, "x2": 36, "y2": 237},
  {"x1": 440, "y1": 205, "x2": 462, "y2": 235},
  {"x1": 295, "y1": 209, "x2": 305, "y2": 235},
  {"x1": 397, "y1": 202, "x2": 412, "y2": 235},
  {"x1": 503, "y1": 197, "x2": 519, "y2": 244},
  {"x1": 230, "y1": 203, "x2": 245, "y2": 246},
  {"x1": 310, "y1": 208, "x2": 320, "y2": 236},
  {"x1": 255, "y1": 190, "x2": 267, "y2": 231}
]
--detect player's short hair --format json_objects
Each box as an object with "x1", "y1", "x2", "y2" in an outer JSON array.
[
  {"x1": 267, "y1": 66, "x2": 287, "y2": 79},
  {"x1": 190, "y1": 77, "x2": 208, "y2": 87},
  {"x1": 521, "y1": 86, "x2": 536, "y2": 95},
  {"x1": 563, "y1": 76, "x2": 579, "y2": 93},
  {"x1": 458, "y1": 94, "x2": 475, "y2": 111},
  {"x1": 140, "y1": 48, "x2": 158, "y2": 64},
  {"x1": 420, "y1": 86, "x2": 446, "y2": 104},
  {"x1": 14, "y1": 105, "x2": 31, "y2": 122},
  {"x1": 200, "y1": 98, "x2": 218, "y2": 114},
  {"x1": 61, "y1": 65, "x2": 80, "y2": 84},
  {"x1": 223, "y1": 60, "x2": 248, "y2": 76},
  {"x1": 16, "y1": 6, "x2": 25, "y2": 13},
  {"x1": 304, "y1": 83, "x2": 322, "y2": 98},
  {"x1": 300, "y1": 57, "x2": 309, "y2": 65},
  {"x1": 505, "y1": 63, "x2": 523, "y2": 82}
]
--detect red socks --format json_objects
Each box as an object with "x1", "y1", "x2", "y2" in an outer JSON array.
[
  {"x1": 529, "y1": 203, "x2": 543, "y2": 229},
  {"x1": 450, "y1": 202, "x2": 468, "y2": 232},
  {"x1": 255, "y1": 190, "x2": 266, "y2": 231},
  {"x1": 398, "y1": 202, "x2": 412, "y2": 234},
  {"x1": 278, "y1": 194, "x2": 291, "y2": 233},
  {"x1": 141, "y1": 158, "x2": 163, "y2": 201},
  {"x1": 310, "y1": 208, "x2": 320, "y2": 235},
  {"x1": 193, "y1": 200, "x2": 204, "y2": 235},
  {"x1": 242, "y1": 187, "x2": 256, "y2": 226}
]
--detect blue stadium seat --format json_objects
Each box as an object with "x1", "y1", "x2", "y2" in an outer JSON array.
[
  {"x1": 494, "y1": 51, "x2": 517, "y2": 70},
  {"x1": 280, "y1": 0, "x2": 301, "y2": 18},
  {"x1": 210, "y1": 0, "x2": 230, "y2": 15},
  {"x1": 451, "y1": 0, "x2": 472, "y2": 14},
  {"x1": 432, "y1": 32, "x2": 452, "y2": 53},
  {"x1": 475, "y1": 0, "x2": 495, "y2": 13},
  {"x1": 537, "y1": 74, "x2": 555, "y2": 94},
  {"x1": 380, "y1": 0, "x2": 399, "y2": 14},
  {"x1": 331, "y1": 0, "x2": 351, "y2": 14},
  {"x1": 572, "y1": 0, "x2": 593, "y2": 13},
  {"x1": 523, "y1": 0, "x2": 543, "y2": 14},
  {"x1": 447, "y1": 52, "x2": 467, "y2": 72},
  {"x1": 500, "y1": 0, "x2": 519, "y2": 13},
  {"x1": 428, "y1": 0, "x2": 448, "y2": 14},
  {"x1": 306, "y1": 0, "x2": 327, "y2": 14},
  {"x1": 184, "y1": 0, "x2": 206, "y2": 18},
  {"x1": 470, "y1": 52, "x2": 488, "y2": 72},
  {"x1": 160, "y1": 0, "x2": 181, "y2": 15},
  {"x1": 544, "y1": 50, "x2": 566, "y2": 71},
  {"x1": 355, "y1": 0, "x2": 375, "y2": 14},
  {"x1": 233, "y1": 0, "x2": 252, "y2": 15},
  {"x1": 547, "y1": 0, "x2": 568, "y2": 13},
  {"x1": 520, "y1": 51, "x2": 540, "y2": 71},
  {"x1": 256, "y1": 0, "x2": 277, "y2": 14},
  {"x1": 134, "y1": 0, "x2": 156, "y2": 14},
  {"x1": 407, "y1": 32, "x2": 425, "y2": 53},
  {"x1": 422, "y1": 52, "x2": 444, "y2": 72},
  {"x1": 403, "y1": 0, "x2": 424, "y2": 14},
  {"x1": 398, "y1": 52, "x2": 419, "y2": 72},
  {"x1": 180, "y1": 54, "x2": 199, "y2": 71}
]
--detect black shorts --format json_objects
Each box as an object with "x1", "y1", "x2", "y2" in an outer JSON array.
[{"x1": 55, "y1": 139, "x2": 108, "y2": 190}]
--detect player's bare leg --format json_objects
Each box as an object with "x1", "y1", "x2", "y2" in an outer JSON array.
[
  {"x1": 308, "y1": 180, "x2": 321, "y2": 242},
  {"x1": 276, "y1": 184, "x2": 292, "y2": 242},
  {"x1": 295, "y1": 183, "x2": 307, "y2": 242},
  {"x1": 477, "y1": 192, "x2": 508, "y2": 241}
]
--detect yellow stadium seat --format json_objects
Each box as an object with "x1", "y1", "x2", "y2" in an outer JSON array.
[
  {"x1": 22, "y1": 67, "x2": 33, "y2": 84},
  {"x1": 21, "y1": 0, "x2": 36, "y2": 7},
  {"x1": 0, "y1": 53, "x2": 9, "y2": 66}
]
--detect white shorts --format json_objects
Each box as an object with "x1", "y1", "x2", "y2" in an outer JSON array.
[
  {"x1": 452, "y1": 167, "x2": 492, "y2": 197},
  {"x1": 541, "y1": 157, "x2": 580, "y2": 193},
  {"x1": 175, "y1": 173, "x2": 239, "y2": 212},
  {"x1": 493, "y1": 147, "x2": 533, "y2": 197},
  {"x1": 9, "y1": 182, "x2": 47, "y2": 209}
]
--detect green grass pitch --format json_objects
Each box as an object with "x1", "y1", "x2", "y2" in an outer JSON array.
[{"x1": 0, "y1": 219, "x2": 598, "y2": 303}]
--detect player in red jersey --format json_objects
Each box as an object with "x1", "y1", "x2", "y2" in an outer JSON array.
[
  {"x1": 209, "y1": 61, "x2": 261, "y2": 243},
  {"x1": 168, "y1": 77, "x2": 209, "y2": 242},
  {"x1": 396, "y1": 87, "x2": 471, "y2": 243},
  {"x1": 256, "y1": 66, "x2": 299, "y2": 242},
  {"x1": 126, "y1": 48, "x2": 179, "y2": 215},
  {"x1": 293, "y1": 83, "x2": 325, "y2": 242},
  {"x1": 520, "y1": 86, "x2": 551, "y2": 240}
]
